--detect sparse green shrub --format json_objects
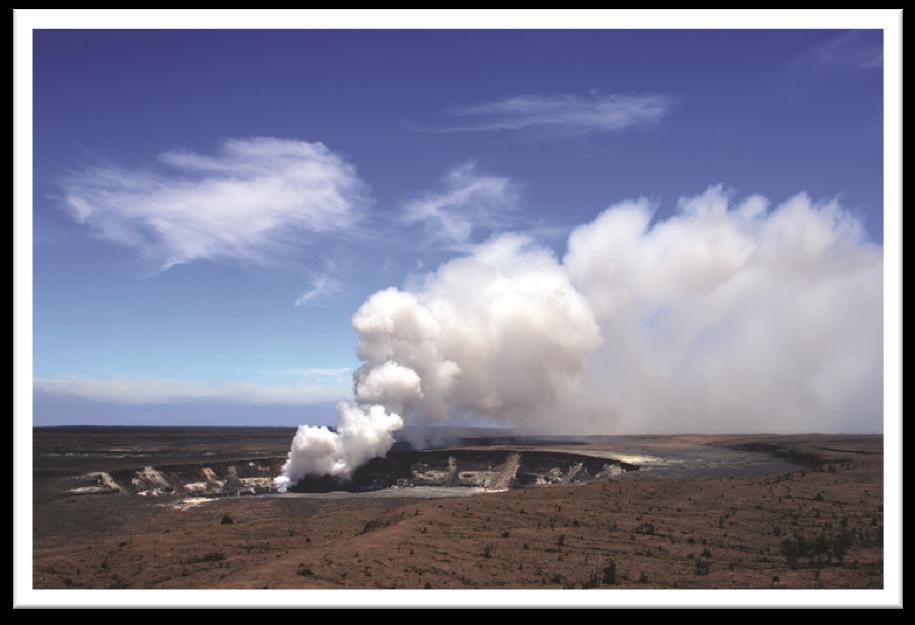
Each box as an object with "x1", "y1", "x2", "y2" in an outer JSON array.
[
  {"x1": 602, "y1": 560, "x2": 617, "y2": 585},
  {"x1": 781, "y1": 529, "x2": 854, "y2": 566},
  {"x1": 635, "y1": 522, "x2": 656, "y2": 535},
  {"x1": 108, "y1": 574, "x2": 129, "y2": 589},
  {"x1": 189, "y1": 552, "x2": 224, "y2": 564},
  {"x1": 360, "y1": 518, "x2": 387, "y2": 534},
  {"x1": 694, "y1": 558, "x2": 711, "y2": 576}
]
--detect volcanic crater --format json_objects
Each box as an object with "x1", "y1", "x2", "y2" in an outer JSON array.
[
  {"x1": 67, "y1": 443, "x2": 639, "y2": 498},
  {"x1": 288, "y1": 444, "x2": 639, "y2": 493}
]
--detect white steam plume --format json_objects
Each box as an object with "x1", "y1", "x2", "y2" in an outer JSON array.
[
  {"x1": 277, "y1": 184, "x2": 882, "y2": 487},
  {"x1": 274, "y1": 401, "x2": 407, "y2": 492},
  {"x1": 563, "y1": 186, "x2": 882, "y2": 433},
  {"x1": 352, "y1": 233, "x2": 602, "y2": 427},
  {"x1": 353, "y1": 361, "x2": 424, "y2": 414},
  {"x1": 352, "y1": 185, "x2": 881, "y2": 433}
]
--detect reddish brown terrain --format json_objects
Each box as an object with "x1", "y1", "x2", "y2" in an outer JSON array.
[{"x1": 32, "y1": 428, "x2": 883, "y2": 589}]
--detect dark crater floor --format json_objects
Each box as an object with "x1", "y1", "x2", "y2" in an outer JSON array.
[{"x1": 288, "y1": 444, "x2": 638, "y2": 493}]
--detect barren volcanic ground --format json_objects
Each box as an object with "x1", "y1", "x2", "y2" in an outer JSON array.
[{"x1": 32, "y1": 428, "x2": 883, "y2": 589}]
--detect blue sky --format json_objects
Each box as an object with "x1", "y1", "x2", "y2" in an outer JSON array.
[{"x1": 33, "y1": 29, "x2": 884, "y2": 426}]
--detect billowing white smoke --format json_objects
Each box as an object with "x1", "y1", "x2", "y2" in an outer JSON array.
[
  {"x1": 351, "y1": 233, "x2": 602, "y2": 426},
  {"x1": 275, "y1": 234, "x2": 600, "y2": 489},
  {"x1": 277, "y1": 185, "x2": 882, "y2": 487},
  {"x1": 563, "y1": 186, "x2": 882, "y2": 433},
  {"x1": 274, "y1": 401, "x2": 406, "y2": 492},
  {"x1": 353, "y1": 361, "x2": 424, "y2": 414}
]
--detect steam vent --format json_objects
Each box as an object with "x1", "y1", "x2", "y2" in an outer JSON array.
[
  {"x1": 288, "y1": 444, "x2": 638, "y2": 493},
  {"x1": 63, "y1": 443, "x2": 638, "y2": 498}
]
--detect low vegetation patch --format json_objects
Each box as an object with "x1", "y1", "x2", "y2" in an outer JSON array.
[{"x1": 188, "y1": 552, "x2": 225, "y2": 564}]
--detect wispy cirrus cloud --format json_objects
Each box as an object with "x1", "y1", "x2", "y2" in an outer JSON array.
[
  {"x1": 402, "y1": 162, "x2": 520, "y2": 249},
  {"x1": 294, "y1": 274, "x2": 343, "y2": 306},
  {"x1": 34, "y1": 375, "x2": 351, "y2": 405},
  {"x1": 804, "y1": 30, "x2": 883, "y2": 71},
  {"x1": 430, "y1": 93, "x2": 671, "y2": 136},
  {"x1": 61, "y1": 137, "x2": 370, "y2": 270}
]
